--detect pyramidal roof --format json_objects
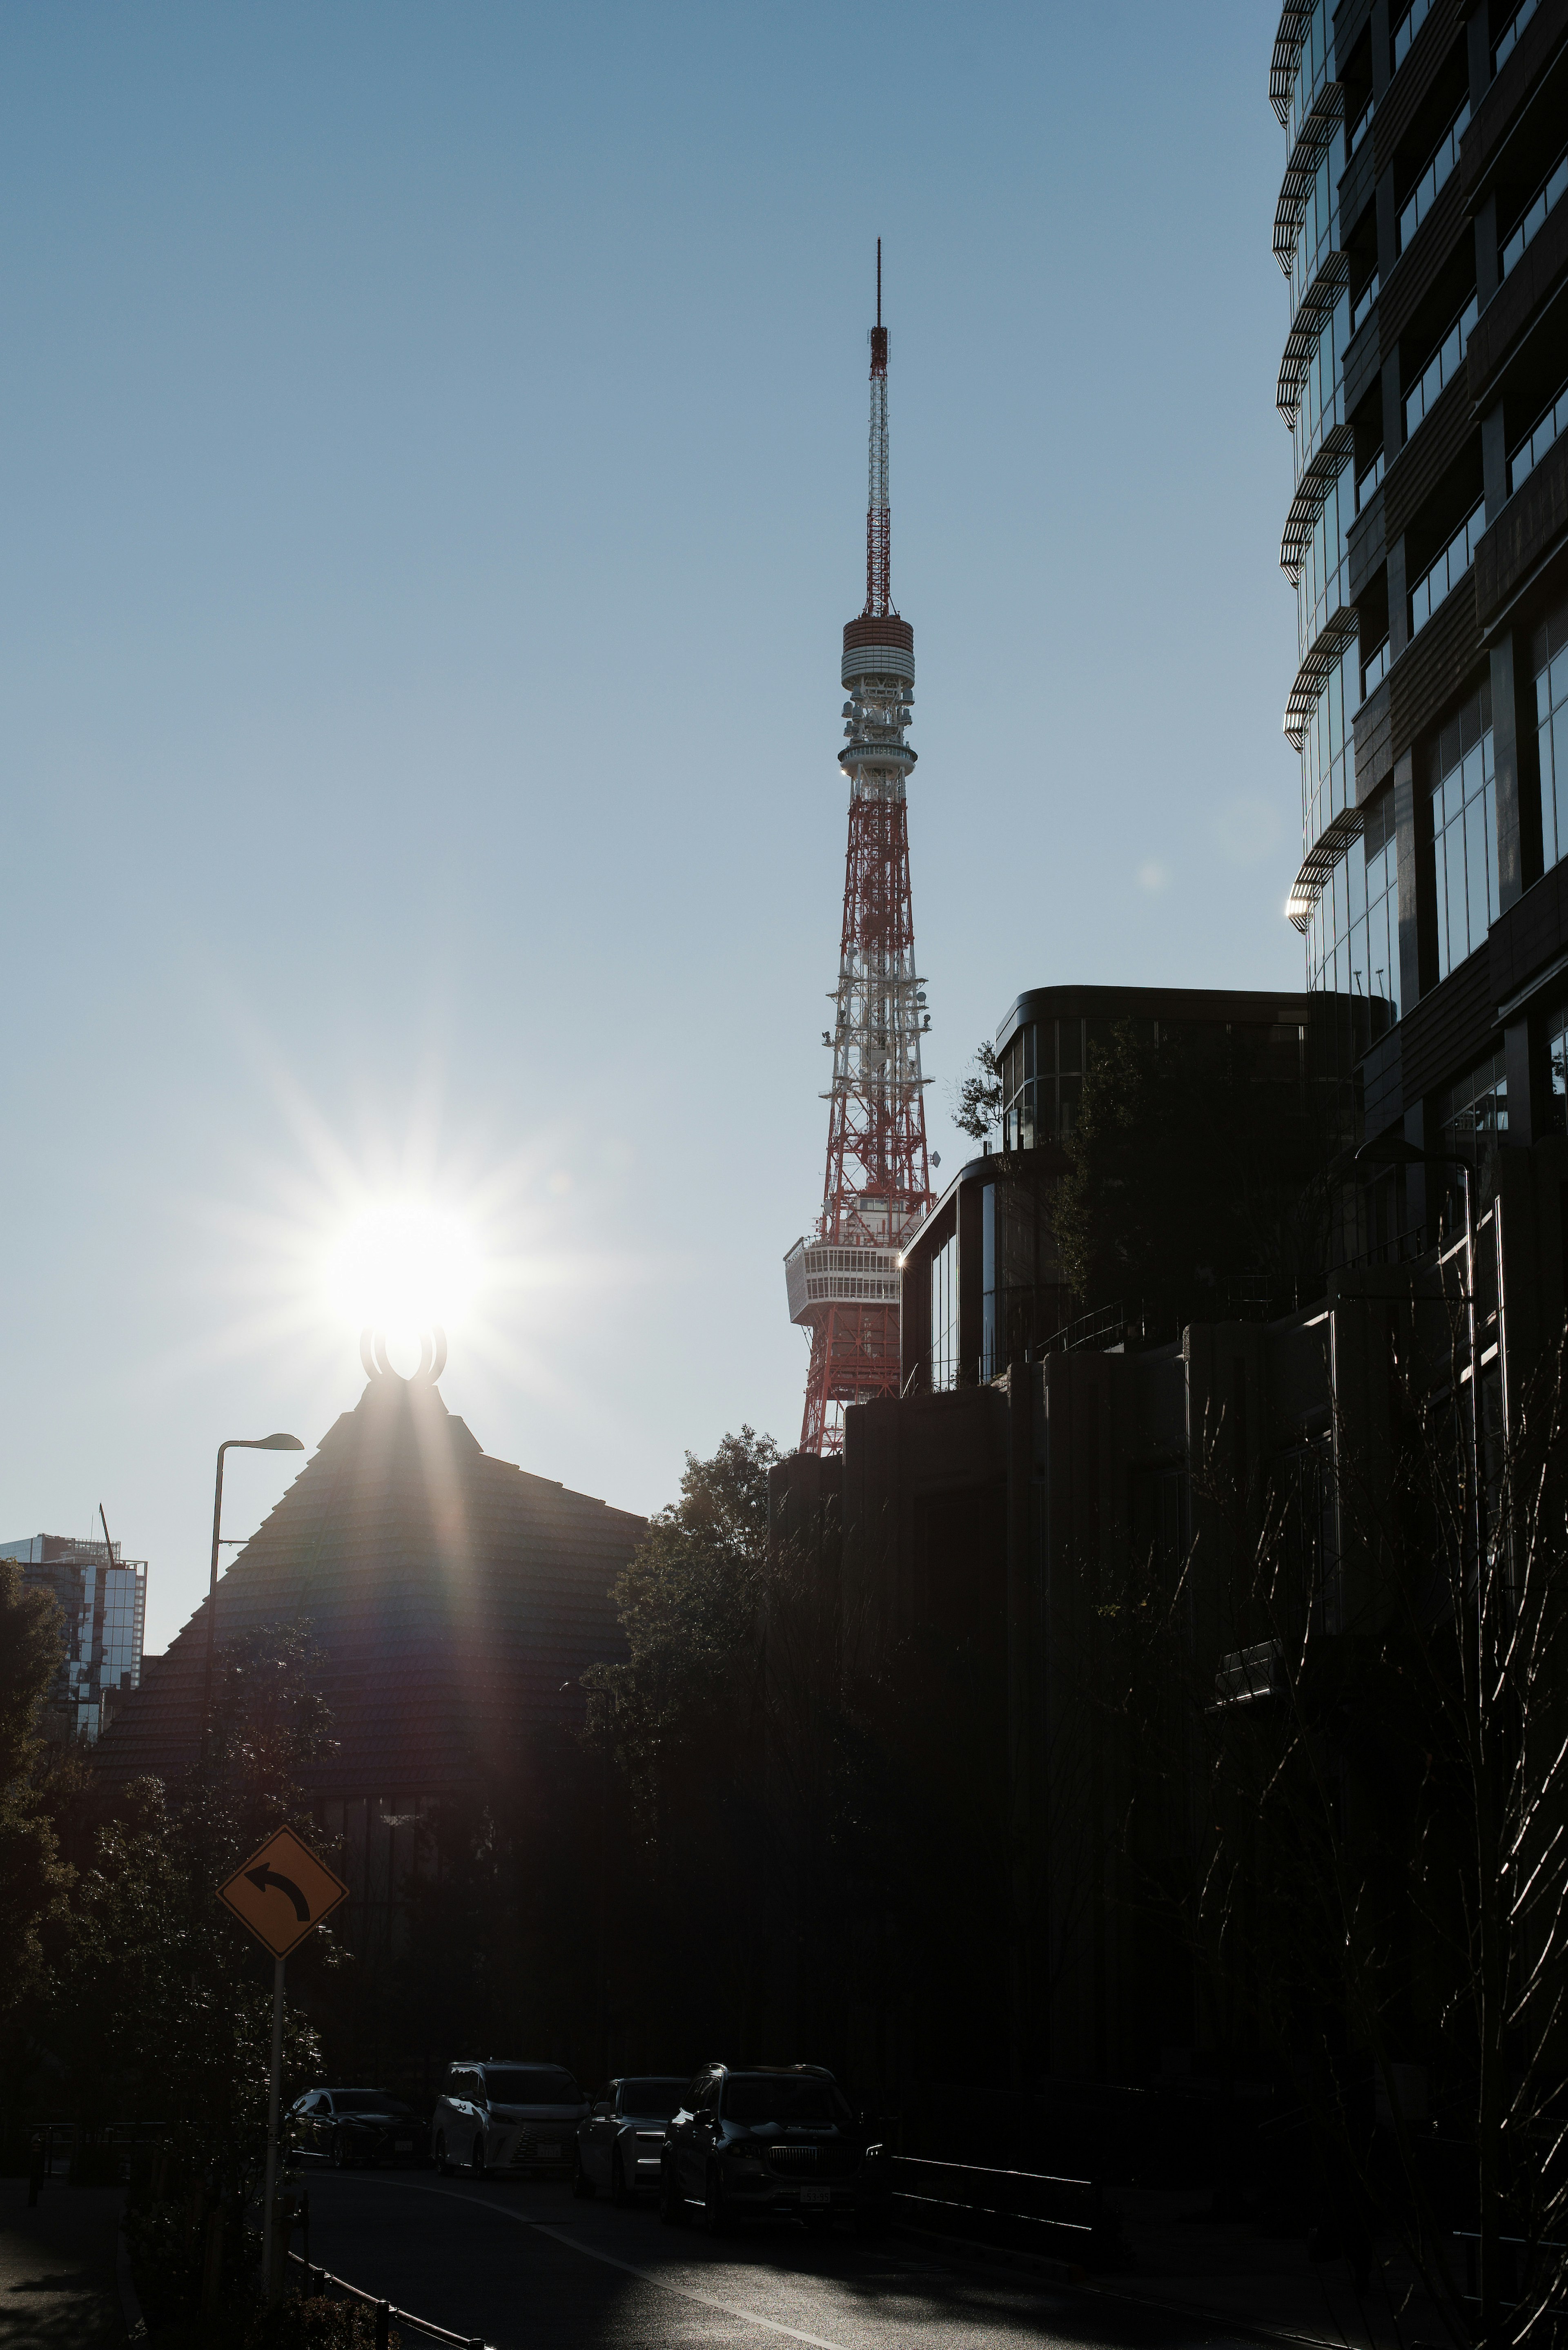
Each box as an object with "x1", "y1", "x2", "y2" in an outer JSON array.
[{"x1": 94, "y1": 1366, "x2": 645, "y2": 1795}]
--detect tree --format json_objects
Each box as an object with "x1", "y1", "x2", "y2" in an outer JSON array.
[
  {"x1": 0, "y1": 1561, "x2": 73, "y2": 2018},
  {"x1": 45, "y1": 1621, "x2": 337, "y2": 2314},
  {"x1": 952, "y1": 1041, "x2": 1002, "y2": 1142},
  {"x1": 1054, "y1": 1021, "x2": 1330, "y2": 1331},
  {"x1": 585, "y1": 1426, "x2": 780, "y2": 1786}
]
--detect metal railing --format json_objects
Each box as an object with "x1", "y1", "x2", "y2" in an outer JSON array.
[
  {"x1": 288, "y1": 2251, "x2": 489, "y2": 2350},
  {"x1": 889, "y1": 2154, "x2": 1122, "y2": 2270}
]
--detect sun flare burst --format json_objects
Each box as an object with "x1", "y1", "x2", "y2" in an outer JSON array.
[{"x1": 323, "y1": 1202, "x2": 483, "y2": 1347}]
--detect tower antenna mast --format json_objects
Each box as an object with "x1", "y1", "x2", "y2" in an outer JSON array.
[{"x1": 783, "y1": 244, "x2": 933, "y2": 1454}]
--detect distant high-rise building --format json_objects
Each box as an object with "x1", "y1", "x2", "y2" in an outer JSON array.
[
  {"x1": 0, "y1": 1531, "x2": 147, "y2": 1740},
  {"x1": 1272, "y1": 0, "x2": 1568, "y2": 1244}
]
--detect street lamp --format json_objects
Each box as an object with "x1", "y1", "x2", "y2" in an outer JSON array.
[
  {"x1": 202, "y1": 1434, "x2": 305, "y2": 1752},
  {"x1": 1354, "y1": 1134, "x2": 1482, "y2": 1573}
]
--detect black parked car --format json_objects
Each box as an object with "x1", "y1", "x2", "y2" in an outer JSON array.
[
  {"x1": 290, "y1": 2088, "x2": 424, "y2": 2168},
  {"x1": 660, "y1": 2064, "x2": 889, "y2": 2235}
]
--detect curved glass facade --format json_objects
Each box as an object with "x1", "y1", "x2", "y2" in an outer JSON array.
[
  {"x1": 1301, "y1": 639, "x2": 1359, "y2": 852},
  {"x1": 1293, "y1": 288, "x2": 1350, "y2": 484},
  {"x1": 1290, "y1": 134, "x2": 1344, "y2": 314},
  {"x1": 1306, "y1": 794, "x2": 1400, "y2": 1035},
  {"x1": 1297, "y1": 456, "x2": 1355, "y2": 657},
  {"x1": 1285, "y1": 0, "x2": 1334, "y2": 150}
]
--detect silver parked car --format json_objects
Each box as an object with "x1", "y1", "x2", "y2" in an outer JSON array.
[
  {"x1": 573, "y1": 2076, "x2": 688, "y2": 2203},
  {"x1": 431, "y1": 2060, "x2": 588, "y2": 2178}
]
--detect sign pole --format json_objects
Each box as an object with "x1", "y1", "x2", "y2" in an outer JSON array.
[{"x1": 263, "y1": 1957, "x2": 285, "y2": 2305}]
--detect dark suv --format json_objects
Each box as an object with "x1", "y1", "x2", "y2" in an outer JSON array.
[{"x1": 660, "y1": 2064, "x2": 889, "y2": 2235}]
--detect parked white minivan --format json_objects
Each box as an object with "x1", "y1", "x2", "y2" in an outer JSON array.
[{"x1": 431, "y1": 2060, "x2": 588, "y2": 2177}]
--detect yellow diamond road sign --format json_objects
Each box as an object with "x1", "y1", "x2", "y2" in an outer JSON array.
[{"x1": 218, "y1": 1825, "x2": 349, "y2": 1960}]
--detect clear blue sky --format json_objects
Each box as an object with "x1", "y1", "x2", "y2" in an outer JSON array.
[{"x1": 1, "y1": 2, "x2": 1296, "y2": 1650}]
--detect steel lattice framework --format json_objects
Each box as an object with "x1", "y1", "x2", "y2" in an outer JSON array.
[{"x1": 784, "y1": 245, "x2": 933, "y2": 1455}]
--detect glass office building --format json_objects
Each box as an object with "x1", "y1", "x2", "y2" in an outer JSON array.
[
  {"x1": 0, "y1": 1532, "x2": 147, "y2": 1740},
  {"x1": 1272, "y1": 0, "x2": 1568, "y2": 1244}
]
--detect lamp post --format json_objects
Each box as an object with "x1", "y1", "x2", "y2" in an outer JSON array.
[{"x1": 202, "y1": 1434, "x2": 305, "y2": 1754}]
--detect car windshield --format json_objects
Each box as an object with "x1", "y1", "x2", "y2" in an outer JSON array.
[
  {"x1": 483, "y1": 2068, "x2": 580, "y2": 2105},
  {"x1": 331, "y1": 2092, "x2": 411, "y2": 2115},
  {"x1": 621, "y1": 2078, "x2": 687, "y2": 2119},
  {"x1": 721, "y1": 2075, "x2": 852, "y2": 2126}
]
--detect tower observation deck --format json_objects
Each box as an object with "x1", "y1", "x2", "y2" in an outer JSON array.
[{"x1": 784, "y1": 245, "x2": 933, "y2": 1455}]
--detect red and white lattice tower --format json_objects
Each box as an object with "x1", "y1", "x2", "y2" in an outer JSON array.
[{"x1": 783, "y1": 244, "x2": 933, "y2": 1455}]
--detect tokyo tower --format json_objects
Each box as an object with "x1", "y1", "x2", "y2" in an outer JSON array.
[{"x1": 783, "y1": 243, "x2": 933, "y2": 1455}]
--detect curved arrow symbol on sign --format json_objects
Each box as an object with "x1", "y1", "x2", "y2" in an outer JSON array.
[{"x1": 245, "y1": 1864, "x2": 311, "y2": 1922}]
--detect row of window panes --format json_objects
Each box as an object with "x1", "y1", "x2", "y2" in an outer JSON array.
[
  {"x1": 1399, "y1": 100, "x2": 1469, "y2": 253},
  {"x1": 1392, "y1": 0, "x2": 1432, "y2": 71},
  {"x1": 1404, "y1": 292, "x2": 1477, "y2": 441},
  {"x1": 1410, "y1": 498, "x2": 1485, "y2": 637},
  {"x1": 1431, "y1": 685, "x2": 1497, "y2": 982},
  {"x1": 1352, "y1": 270, "x2": 1381, "y2": 337},
  {"x1": 1436, "y1": 1047, "x2": 1508, "y2": 1161},
  {"x1": 1511, "y1": 377, "x2": 1568, "y2": 492},
  {"x1": 1287, "y1": 0, "x2": 1335, "y2": 152},
  {"x1": 1501, "y1": 142, "x2": 1568, "y2": 278},
  {"x1": 1548, "y1": 995, "x2": 1568, "y2": 1131},
  {"x1": 1348, "y1": 93, "x2": 1374, "y2": 154},
  {"x1": 1291, "y1": 134, "x2": 1343, "y2": 314},
  {"x1": 929, "y1": 1232, "x2": 957, "y2": 1391},
  {"x1": 1363, "y1": 635, "x2": 1390, "y2": 698},
  {"x1": 980, "y1": 1184, "x2": 998, "y2": 1381},
  {"x1": 1301, "y1": 639, "x2": 1359, "y2": 850},
  {"x1": 1357, "y1": 448, "x2": 1385, "y2": 511},
  {"x1": 1536, "y1": 607, "x2": 1568, "y2": 874},
  {"x1": 1494, "y1": 0, "x2": 1537, "y2": 70},
  {"x1": 1305, "y1": 795, "x2": 1401, "y2": 1033},
  {"x1": 1298, "y1": 456, "x2": 1355, "y2": 656},
  {"x1": 1294, "y1": 288, "x2": 1349, "y2": 485},
  {"x1": 1000, "y1": 1016, "x2": 1088, "y2": 1150}
]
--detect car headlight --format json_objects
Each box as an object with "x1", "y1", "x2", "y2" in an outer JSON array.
[{"x1": 863, "y1": 2143, "x2": 886, "y2": 2163}]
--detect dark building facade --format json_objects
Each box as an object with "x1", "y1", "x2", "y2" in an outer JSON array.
[
  {"x1": 1276, "y1": 0, "x2": 1568, "y2": 1244},
  {"x1": 900, "y1": 983, "x2": 1313, "y2": 1393}
]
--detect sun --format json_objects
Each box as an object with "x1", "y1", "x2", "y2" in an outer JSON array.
[{"x1": 323, "y1": 1202, "x2": 483, "y2": 1343}]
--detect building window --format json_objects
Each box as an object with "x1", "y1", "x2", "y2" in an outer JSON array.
[
  {"x1": 1410, "y1": 498, "x2": 1485, "y2": 638},
  {"x1": 1002, "y1": 1018, "x2": 1088, "y2": 1148},
  {"x1": 1287, "y1": 0, "x2": 1334, "y2": 149},
  {"x1": 1404, "y1": 292, "x2": 1477, "y2": 443},
  {"x1": 1430, "y1": 682, "x2": 1497, "y2": 981},
  {"x1": 1545, "y1": 997, "x2": 1568, "y2": 1134},
  {"x1": 1392, "y1": 0, "x2": 1432, "y2": 70},
  {"x1": 980, "y1": 1184, "x2": 998, "y2": 1381},
  {"x1": 1301, "y1": 639, "x2": 1359, "y2": 852},
  {"x1": 1290, "y1": 133, "x2": 1343, "y2": 313},
  {"x1": 930, "y1": 1232, "x2": 958, "y2": 1391},
  {"x1": 1398, "y1": 98, "x2": 1470, "y2": 252},
  {"x1": 1294, "y1": 289, "x2": 1350, "y2": 484},
  {"x1": 1298, "y1": 457, "x2": 1356, "y2": 659},
  {"x1": 1501, "y1": 138, "x2": 1568, "y2": 279},
  {"x1": 1436, "y1": 1048, "x2": 1508, "y2": 1156},
  {"x1": 1533, "y1": 599, "x2": 1568, "y2": 874},
  {"x1": 1305, "y1": 790, "x2": 1400, "y2": 1032},
  {"x1": 1509, "y1": 374, "x2": 1568, "y2": 493}
]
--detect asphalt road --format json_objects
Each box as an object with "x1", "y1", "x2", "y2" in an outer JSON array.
[{"x1": 294, "y1": 2169, "x2": 1268, "y2": 2350}]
